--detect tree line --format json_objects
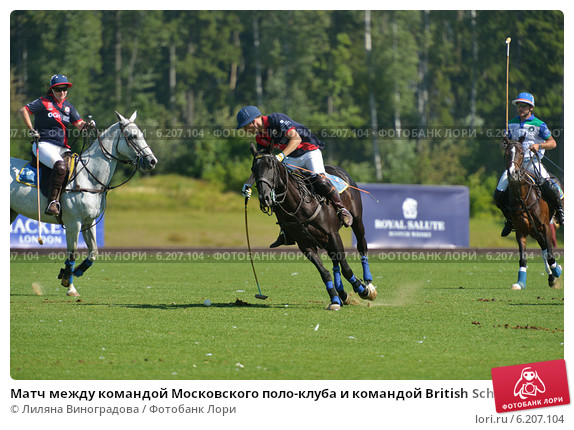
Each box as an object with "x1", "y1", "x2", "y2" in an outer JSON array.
[{"x1": 10, "y1": 10, "x2": 564, "y2": 215}]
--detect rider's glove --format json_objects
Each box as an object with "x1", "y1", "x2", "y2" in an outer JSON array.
[
  {"x1": 275, "y1": 152, "x2": 286, "y2": 163},
  {"x1": 29, "y1": 129, "x2": 41, "y2": 140},
  {"x1": 242, "y1": 184, "x2": 252, "y2": 198},
  {"x1": 88, "y1": 119, "x2": 96, "y2": 128}
]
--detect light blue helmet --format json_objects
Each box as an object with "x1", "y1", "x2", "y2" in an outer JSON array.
[
  {"x1": 512, "y1": 92, "x2": 535, "y2": 107},
  {"x1": 236, "y1": 106, "x2": 262, "y2": 129}
]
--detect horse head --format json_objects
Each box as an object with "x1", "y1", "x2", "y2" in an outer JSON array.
[
  {"x1": 504, "y1": 135, "x2": 526, "y2": 182},
  {"x1": 250, "y1": 142, "x2": 281, "y2": 213},
  {"x1": 115, "y1": 111, "x2": 158, "y2": 171}
]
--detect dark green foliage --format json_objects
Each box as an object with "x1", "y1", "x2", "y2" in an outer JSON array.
[{"x1": 10, "y1": 10, "x2": 563, "y2": 216}]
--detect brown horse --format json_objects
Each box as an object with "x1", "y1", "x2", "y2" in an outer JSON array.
[
  {"x1": 250, "y1": 143, "x2": 376, "y2": 310},
  {"x1": 504, "y1": 138, "x2": 562, "y2": 289}
]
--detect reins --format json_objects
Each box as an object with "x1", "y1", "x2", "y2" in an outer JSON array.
[
  {"x1": 255, "y1": 154, "x2": 313, "y2": 220},
  {"x1": 60, "y1": 120, "x2": 149, "y2": 233},
  {"x1": 253, "y1": 154, "x2": 324, "y2": 248},
  {"x1": 506, "y1": 143, "x2": 545, "y2": 236},
  {"x1": 65, "y1": 121, "x2": 144, "y2": 194}
]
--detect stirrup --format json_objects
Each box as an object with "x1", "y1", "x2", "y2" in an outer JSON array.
[
  {"x1": 45, "y1": 200, "x2": 61, "y2": 216},
  {"x1": 501, "y1": 219, "x2": 513, "y2": 237}
]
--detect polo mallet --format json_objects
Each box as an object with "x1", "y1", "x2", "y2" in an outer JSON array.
[
  {"x1": 35, "y1": 138, "x2": 44, "y2": 245},
  {"x1": 244, "y1": 196, "x2": 268, "y2": 300},
  {"x1": 505, "y1": 37, "x2": 512, "y2": 135}
]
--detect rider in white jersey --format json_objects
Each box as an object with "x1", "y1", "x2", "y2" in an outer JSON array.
[{"x1": 494, "y1": 92, "x2": 564, "y2": 236}]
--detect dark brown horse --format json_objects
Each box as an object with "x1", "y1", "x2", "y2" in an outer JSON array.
[
  {"x1": 250, "y1": 143, "x2": 376, "y2": 310},
  {"x1": 504, "y1": 138, "x2": 562, "y2": 289}
]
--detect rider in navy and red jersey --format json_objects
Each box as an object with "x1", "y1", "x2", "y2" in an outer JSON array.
[
  {"x1": 19, "y1": 74, "x2": 92, "y2": 216},
  {"x1": 237, "y1": 106, "x2": 353, "y2": 248}
]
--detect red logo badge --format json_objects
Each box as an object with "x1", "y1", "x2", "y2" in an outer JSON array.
[{"x1": 491, "y1": 360, "x2": 570, "y2": 413}]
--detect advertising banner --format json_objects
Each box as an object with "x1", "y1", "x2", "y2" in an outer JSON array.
[
  {"x1": 10, "y1": 214, "x2": 104, "y2": 249},
  {"x1": 357, "y1": 183, "x2": 469, "y2": 248}
]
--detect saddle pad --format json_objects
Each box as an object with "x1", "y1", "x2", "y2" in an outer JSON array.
[
  {"x1": 16, "y1": 162, "x2": 51, "y2": 199},
  {"x1": 15, "y1": 155, "x2": 77, "y2": 198},
  {"x1": 325, "y1": 172, "x2": 349, "y2": 194},
  {"x1": 16, "y1": 163, "x2": 38, "y2": 187}
]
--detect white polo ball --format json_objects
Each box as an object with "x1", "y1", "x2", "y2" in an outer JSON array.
[{"x1": 203, "y1": 299, "x2": 212, "y2": 307}]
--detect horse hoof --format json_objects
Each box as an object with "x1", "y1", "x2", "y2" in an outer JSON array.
[
  {"x1": 325, "y1": 303, "x2": 341, "y2": 311},
  {"x1": 66, "y1": 286, "x2": 80, "y2": 297},
  {"x1": 548, "y1": 276, "x2": 561, "y2": 289},
  {"x1": 511, "y1": 283, "x2": 524, "y2": 290},
  {"x1": 338, "y1": 291, "x2": 353, "y2": 305},
  {"x1": 362, "y1": 284, "x2": 377, "y2": 301}
]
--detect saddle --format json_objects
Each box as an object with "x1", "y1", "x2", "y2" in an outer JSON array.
[
  {"x1": 16, "y1": 153, "x2": 75, "y2": 201},
  {"x1": 290, "y1": 168, "x2": 349, "y2": 197}
]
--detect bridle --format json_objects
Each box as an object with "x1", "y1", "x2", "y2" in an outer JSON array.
[
  {"x1": 67, "y1": 121, "x2": 151, "y2": 194},
  {"x1": 253, "y1": 154, "x2": 289, "y2": 215},
  {"x1": 253, "y1": 153, "x2": 319, "y2": 223},
  {"x1": 506, "y1": 143, "x2": 523, "y2": 180},
  {"x1": 505, "y1": 140, "x2": 542, "y2": 224},
  {"x1": 99, "y1": 120, "x2": 152, "y2": 166},
  {"x1": 252, "y1": 152, "x2": 325, "y2": 248}
]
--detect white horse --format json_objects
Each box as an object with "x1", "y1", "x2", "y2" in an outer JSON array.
[{"x1": 10, "y1": 111, "x2": 157, "y2": 296}]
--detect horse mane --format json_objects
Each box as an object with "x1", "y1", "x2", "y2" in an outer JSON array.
[{"x1": 254, "y1": 150, "x2": 322, "y2": 202}]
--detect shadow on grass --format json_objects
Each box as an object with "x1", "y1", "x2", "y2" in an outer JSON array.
[
  {"x1": 508, "y1": 302, "x2": 564, "y2": 306},
  {"x1": 72, "y1": 301, "x2": 318, "y2": 310},
  {"x1": 122, "y1": 302, "x2": 272, "y2": 309}
]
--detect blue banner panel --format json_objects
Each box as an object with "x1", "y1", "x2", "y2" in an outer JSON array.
[
  {"x1": 357, "y1": 184, "x2": 469, "y2": 248},
  {"x1": 10, "y1": 214, "x2": 104, "y2": 249}
]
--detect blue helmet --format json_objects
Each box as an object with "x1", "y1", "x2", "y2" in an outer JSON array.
[
  {"x1": 236, "y1": 106, "x2": 262, "y2": 129},
  {"x1": 512, "y1": 92, "x2": 535, "y2": 107},
  {"x1": 49, "y1": 74, "x2": 73, "y2": 90}
]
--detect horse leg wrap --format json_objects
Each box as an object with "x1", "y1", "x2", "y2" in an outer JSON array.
[
  {"x1": 350, "y1": 275, "x2": 366, "y2": 295},
  {"x1": 332, "y1": 266, "x2": 349, "y2": 304},
  {"x1": 332, "y1": 265, "x2": 344, "y2": 292},
  {"x1": 73, "y1": 259, "x2": 94, "y2": 277},
  {"x1": 325, "y1": 281, "x2": 342, "y2": 305},
  {"x1": 58, "y1": 259, "x2": 75, "y2": 287},
  {"x1": 541, "y1": 250, "x2": 561, "y2": 277},
  {"x1": 361, "y1": 256, "x2": 373, "y2": 283},
  {"x1": 550, "y1": 263, "x2": 562, "y2": 278},
  {"x1": 516, "y1": 267, "x2": 527, "y2": 289}
]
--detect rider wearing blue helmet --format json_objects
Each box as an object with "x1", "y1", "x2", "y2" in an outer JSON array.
[
  {"x1": 238, "y1": 106, "x2": 353, "y2": 248},
  {"x1": 493, "y1": 92, "x2": 564, "y2": 236},
  {"x1": 19, "y1": 74, "x2": 93, "y2": 216}
]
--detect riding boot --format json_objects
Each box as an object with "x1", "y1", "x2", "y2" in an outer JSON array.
[
  {"x1": 540, "y1": 180, "x2": 565, "y2": 225},
  {"x1": 493, "y1": 189, "x2": 513, "y2": 237},
  {"x1": 314, "y1": 174, "x2": 353, "y2": 227},
  {"x1": 45, "y1": 160, "x2": 67, "y2": 216},
  {"x1": 269, "y1": 229, "x2": 296, "y2": 248}
]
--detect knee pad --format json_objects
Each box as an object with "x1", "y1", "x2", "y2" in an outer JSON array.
[{"x1": 53, "y1": 160, "x2": 67, "y2": 176}]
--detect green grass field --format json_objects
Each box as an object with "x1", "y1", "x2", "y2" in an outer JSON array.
[
  {"x1": 10, "y1": 175, "x2": 565, "y2": 380},
  {"x1": 10, "y1": 253, "x2": 564, "y2": 380}
]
